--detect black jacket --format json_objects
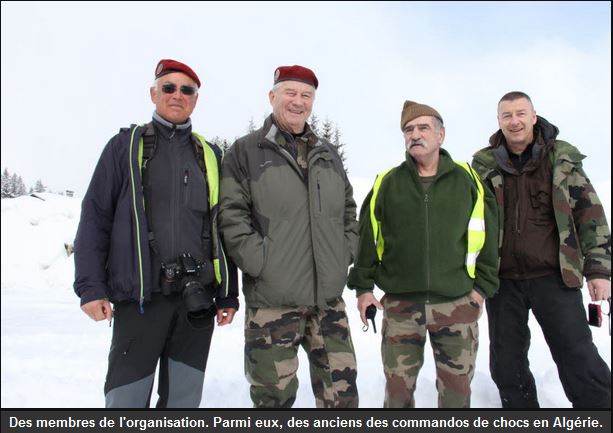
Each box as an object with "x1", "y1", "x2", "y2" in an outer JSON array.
[{"x1": 73, "y1": 121, "x2": 238, "y2": 310}]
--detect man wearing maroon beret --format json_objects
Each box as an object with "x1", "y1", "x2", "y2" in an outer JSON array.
[
  {"x1": 220, "y1": 65, "x2": 359, "y2": 408},
  {"x1": 74, "y1": 59, "x2": 239, "y2": 407}
]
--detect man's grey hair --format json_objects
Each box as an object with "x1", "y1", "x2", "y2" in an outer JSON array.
[
  {"x1": 271, "y1": 82, "x2": 317, "y2": 99},
  {"x1": 432, "y1": 116, "x2": 444, "y2": 132}
]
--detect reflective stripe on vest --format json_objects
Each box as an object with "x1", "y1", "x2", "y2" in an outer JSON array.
[
  {"x1": 455, "y1": 162, "x2": 485, "y2": 278},
  {"x1": 193, "y1": 133, "x2": 227, "y2": 290},
  {"x1": 369, "y1": 168, "x2": 394, "y2": 262},
  {"x1": 368, "y1": 162, "x2": 485, "y2": 278},
  {"x1": 136, "y1": 130, "x2": 227, "y2": 291}
]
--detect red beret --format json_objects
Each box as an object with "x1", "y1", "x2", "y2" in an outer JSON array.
[
  {"x1": 274, "y1": 65, "x2": 318, "y2": 89},
  {"x1": 155, "y1": 59, "x2": 201, "y2": 88}
]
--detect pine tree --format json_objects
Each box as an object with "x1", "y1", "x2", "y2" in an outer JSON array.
[
  {"x1": 333, "y1": 125, "x2": 348, "y2": 173},
  {"x1": 307, "y1": 115, "x2": 348, "y2": 172},
  {"x1": 209, "y1": 136, "x2": 231, "y2": 152},
  {"x1": 34, "y1": 179, "x2": 46, "y2": 193},
  {"x1": 309, "y1": 113, "x2": 320, "y2": 136},
  {"x1": 15, "y1": 175, "x2": 27, "y2": 196},
  {"x1": 1, "y1": 168, "x2": 11, "y2": 198},
  {"x1": 321, "y1": 117, "x2": 334, "y2": 141},
  {"x1": 247, "y1": 118, "x2": 257, "y2": 133},
  {"x1": 9, "y1": 173, "x2": 18, "y2": 197}
]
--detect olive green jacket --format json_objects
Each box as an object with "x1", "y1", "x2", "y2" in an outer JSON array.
[{"x1": 219, "y1": 115, "x2": 358, "y2": 307}]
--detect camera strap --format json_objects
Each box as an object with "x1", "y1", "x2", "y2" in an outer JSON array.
[
  {"x1": 139, "y1": 124, "x2": 214, "y2": 285},
  {"x1": 607, "y1": 296, "x2": 611, "y2": 336}
]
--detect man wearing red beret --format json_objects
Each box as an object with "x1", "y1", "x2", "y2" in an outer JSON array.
[
  {"x1": 74, "y1": 59, "x2": 238, "y2": 407},
  {"x1": 220, "y1": 65, "x2": 359, "y2": 408}
]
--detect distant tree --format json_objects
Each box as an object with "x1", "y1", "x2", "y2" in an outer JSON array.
[
  {"x1": 9, "y1": 173, "x2": 18, "y2": 197},
  {"x1": 321, "y1": 117, "x2": 334, "y2": 141},
  {"x1": 247, "y1": 118, "x2": 258, "y2": 133},
  {"x1": 332, "y1": 125, "x2": 348, "y2": 172},
  {"x1": 309, "y1": 113, "x2": 320, "y2": 135},
  {"x1": 209, "y1": 136, "x2": 231, "y2": 152},
  {"x1": 1, "y1": 168, "x2": 11, "y2": 198},
  {"x1": 307, "y1": 114, "x2": 348, "y2": 172},
  {"x1": 15, "y1": 175, "x2": 27, "y2": 196},
  {"x1": 33, "y1": 179, "x2": 46, "y2": 193}
]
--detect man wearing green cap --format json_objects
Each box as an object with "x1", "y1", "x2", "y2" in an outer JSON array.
[{"x1": 348, "y1": 100, "x2": 499, "y2": 408}]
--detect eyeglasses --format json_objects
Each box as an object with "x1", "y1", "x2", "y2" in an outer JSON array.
[{"x1": 160, "y1": 83, "x2": 197, "y2": 96}]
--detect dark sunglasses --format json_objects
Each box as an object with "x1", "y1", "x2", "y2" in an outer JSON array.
[{"x1": 161, "y1": 83, "x2": 197, "y2": 96}]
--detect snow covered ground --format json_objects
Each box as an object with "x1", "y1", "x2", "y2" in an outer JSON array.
[{"x1": 1, "y1": 178, "x2": 610, "y2": 408}]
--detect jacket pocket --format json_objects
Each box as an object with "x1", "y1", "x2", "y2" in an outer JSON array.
[
  {"x1": 241, "y1": 237, "x2": 265, "y2": 279},
  {"x1": 528, "y1": 183, "x2": 553, "y2": 226},
  {"x1": 183, "y1": 167, "x2": 208, "y2": 213},
  {"x1": 317, "y1": 217, "x2": 347, "y2": 300}
]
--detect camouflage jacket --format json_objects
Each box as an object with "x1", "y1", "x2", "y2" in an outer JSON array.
[
  {"x1": 219, "y1": 115, "x2": 358, "y2": 308},
  {"x1": 472, "y1": 117, "x2": 611, "y2": 287}
]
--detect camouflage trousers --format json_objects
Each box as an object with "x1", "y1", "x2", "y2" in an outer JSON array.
[
  {"x1": 244, "y1": 298, "x2": 358, "y2": 408},
  {"x1": 381, "y1": 293, "x2": 481, "y2": 408}
]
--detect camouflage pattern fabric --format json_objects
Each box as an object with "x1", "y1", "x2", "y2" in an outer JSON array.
[
  {"x1": 381, "y1": 294, "x2": 480, "y2": 408},
  {"x1": 473, "y1": 128, "x2": 611, "y2": 287},
  {"x1": 244, "y1": 298, "x2": 358, "y2": 408}
]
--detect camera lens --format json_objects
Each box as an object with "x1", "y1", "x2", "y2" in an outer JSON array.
[{"x1": 182, "y1": 278, "x2": 214, "y2": 318}]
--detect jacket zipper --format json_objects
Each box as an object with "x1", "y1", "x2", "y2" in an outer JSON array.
[
  {"x1": 317, "y1": 178, "x2": 322, "y2": 213},
  {"x1": 424, "y1": 193, "x2": 431, "y2": 303}
]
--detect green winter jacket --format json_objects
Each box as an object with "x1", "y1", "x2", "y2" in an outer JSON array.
[
  {"x1": 472, "y1": 117, "x2": 611, "y2": 287},
  {"x1": 348, "y1": 149, "x2": 499, "y2": 303},
  {"x1": 219, "y1": 115, "x2": 358, "y2": 308}
]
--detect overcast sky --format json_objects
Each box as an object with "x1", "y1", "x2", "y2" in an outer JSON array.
[{"x1": 1, "y1": 1, "x2": 610, "y2": 195}]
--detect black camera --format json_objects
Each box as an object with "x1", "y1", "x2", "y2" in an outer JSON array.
[{"x1": 162, "y1": 253, "x2": 215, "y2": 318}]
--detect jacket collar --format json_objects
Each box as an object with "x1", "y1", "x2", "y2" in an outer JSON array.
[
  {"x1": 403, "y1": 148, "x2": 456, "y2": 178},
  {"x1": 263, "y1": 114, "x2": 321, "y2": 149},
  {"x1": 152, "y1": 111, "x2": 192, "y2": 140}
]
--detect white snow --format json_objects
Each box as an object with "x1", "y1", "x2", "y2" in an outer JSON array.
[{"x1": 1, "y1": 180, "x2": 610, "y2": 408}]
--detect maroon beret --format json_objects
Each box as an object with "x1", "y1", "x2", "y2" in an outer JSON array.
[
  {"x1": 155, "y1": 59, "x2": 201, "y2": 88},
  {"x1": 274, "y1": 65, "x2": 318, "y2": 89}
]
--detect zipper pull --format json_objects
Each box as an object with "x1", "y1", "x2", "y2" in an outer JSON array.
[
  {"x1": 184, "y1": 169, "x2": 189, "y2": 185},
  {"x1": 317, "y1": 179, "x2": 322, "y2": 212}
]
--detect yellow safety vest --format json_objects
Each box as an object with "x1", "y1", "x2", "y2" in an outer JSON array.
[
  {"x1": 369, "y1": 162, "x2": 485, "y2": 278},
  {"x1": 193, "y1": 132, "x2": 225, "y2": 287},
  {"x1": 134, "y1": 130, "x2": 226, "y2": 287}
]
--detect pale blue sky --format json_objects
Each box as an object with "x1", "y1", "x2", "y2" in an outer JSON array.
[{"x1": 1, "y1": 1, "x2": 610, "y2": 194}]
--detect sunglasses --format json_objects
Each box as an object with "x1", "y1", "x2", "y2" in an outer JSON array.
[{"x1": 161, "y1": 83, "x2": 197, "y2": 96}]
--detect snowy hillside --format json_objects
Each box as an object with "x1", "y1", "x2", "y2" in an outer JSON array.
[{"x1": 1, "y1": 182, "x2": 611, "y2": 408}]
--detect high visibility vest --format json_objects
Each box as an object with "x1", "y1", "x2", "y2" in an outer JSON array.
[
  {"x1": 131, "y1": 127, "x2": 227, "y2": 310},
  {"x1": 192, "y1": 132, "x2": 225, "y2": 287},
  {"x1": 369, "y1": 162, "x2": 485, "y2": 278}
]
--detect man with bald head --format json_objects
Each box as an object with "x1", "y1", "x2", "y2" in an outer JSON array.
[
  {"x1": 219, "y1": 65, "x2": 359, "y2": 408},
  {"x1": 74, "y1": 59, "x2": 238, "y2": 407},
  {"x1": 348, "y1": 100, "x2": 499, "y2": 408}
]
